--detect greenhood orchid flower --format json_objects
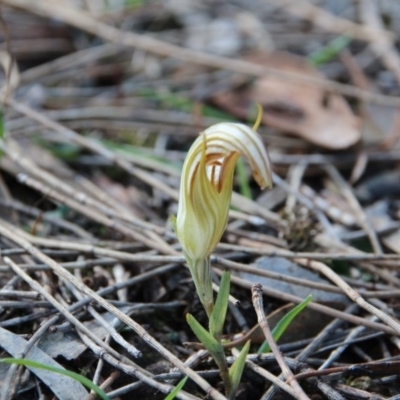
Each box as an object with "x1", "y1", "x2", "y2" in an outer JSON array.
[
  {"x1": 176, "y1": 122, "x2": 272, "y2": 261},
  {"x1": 174, "y1": 120, "x2": 272, "y2": 398},
  {"x1": 175, "y1": 122, "x2": 272, "y2": 315}
]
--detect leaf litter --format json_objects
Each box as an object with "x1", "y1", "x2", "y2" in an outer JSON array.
[
  {"x1": 212, "y1": 51, "x2": 361, "y2": 149},
  {"x1": 0, "y1": 1, "x2": 399, "y2": 399}
]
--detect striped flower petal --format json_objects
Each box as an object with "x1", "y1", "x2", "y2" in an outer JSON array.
[{"x1": 176, "y1": 122, "x2": 272, "y2": 262}]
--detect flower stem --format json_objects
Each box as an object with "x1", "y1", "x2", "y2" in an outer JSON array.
[
  {"x1": 212, "y1": 344, "x2": 232, "y2": 397},
  {"x1": 189, "y1": 257, "x2": 214, "y2": 318}
]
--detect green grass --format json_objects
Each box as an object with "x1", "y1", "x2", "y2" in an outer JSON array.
[
  {"x1": 308, "y1": 36, "x2": 351, "y2": 67},
  {"x1": 258, "y1": 294, "x2": 313, "y2": 353},
  {"x1": 164, "y1": 376, "x2": 188, "y2": 400},
  {"x1": 0, "y1": 358, "x2": 110, "y2": 400}
]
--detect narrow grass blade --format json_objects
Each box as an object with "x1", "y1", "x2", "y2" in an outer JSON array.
[
  {"x1": 186, "y1": 314, "x2": 219, "y2": 353},
  {"x1": 0, "y1": 358, "x2": 110, "y2": 400},
  {"x1": 209, "y1": 271, "x2": 230, "y2": 339},
  {"x1": 309, "y1": 36, "x2": 351, "y2": 67},
  {"x1": 164, "y1": 376, "x2": 188, "y2": 400},
  {"x1": 258, "y1": 294, "x2": 313, "y2": 354},
  {"x1": 229, "y1": 340, "x2": 250, "y2": 396},
  {"x1": 186, "y1": 313, "x2": 226, "y2": 364}
]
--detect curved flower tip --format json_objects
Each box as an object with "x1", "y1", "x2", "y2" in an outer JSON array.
[
  {"x1": 176, "y1": 122, "x2": 272, "y2": 262},
  {"x1": 203, "y1": 122, "x2": 272, "y2": 190}
]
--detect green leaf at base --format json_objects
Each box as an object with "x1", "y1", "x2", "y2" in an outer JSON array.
[
  {"x1": 164, "y1": 376, "x2": 188, "y2": 400},
  {"x1": 229, "y1": 341, "x2": 250, "y2": 396},
  {"x1": 258, "y1": 294, "x2": 313, "y2": 354},
  {"x1": 0, "y1": 358, "x2": 109, "y2": 400},
  {"x1": 209, "y1": 271, "x2": 230, "y2": 340},
  {"x1": 186, "y1": 314, "x2": 223, "y2": 359}
]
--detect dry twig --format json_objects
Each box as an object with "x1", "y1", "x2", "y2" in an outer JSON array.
[
  {"x1": 2, "y1": 0, "x2": 400, "y2": 106},
  {"x1": 251, "y1": 283, "x2": 310, "y2": 400}
]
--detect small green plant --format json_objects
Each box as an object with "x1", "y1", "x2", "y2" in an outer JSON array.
[
  {"x1": 308, "y1": 35, "x2": 351, "y2": 67},
  {"x1": 0, "y1": 358, "x2": 110, "y2": 400},
  {"x1": 164, "y1": 376, "x2": 188, "y2": 400},
  {"x1": 173, "y1": 109, "x2": 272, "y2": 399},
  {"x1": 258, "y1": 294, "x2": 313, "y2": 354}
]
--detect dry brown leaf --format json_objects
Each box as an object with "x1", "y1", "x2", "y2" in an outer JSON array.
[{"x1": 212, "y1": 51, "x2": 361, "y2": 149}]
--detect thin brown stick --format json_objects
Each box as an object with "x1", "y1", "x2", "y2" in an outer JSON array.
[
  {"x1": 296, "y1": 257, "x2": 400, "y2": 335},
  {"x1": 3, "y1": 98, "x2": 282, "y2": 228},
  {"x1": 216, "y1": 243, "x2": 400, "y2": 262},
  {"x1": 4, "y1": 97, "x2": 180, "y2": 199},
  {"x1": 230, "y1": 347, "x2": 296, "y2": 398},
  {"x1": 251, "y1": 284, "x2": 310, "y2": 400},
  {"x1": 0, "y1": 221, "x2": 227, "y2": 400},
  {"x1": 0, "y1": 217, "x2": 180, "y2": 262},
  {"x1": 2, "y1": 256, "x2": 142, "y2": 358},
  {"x1": 269, "y1": 0, "x2": 394, "y2": 42},
  {"x1": 1, "y1": 138, "x2": 167, "y2": 235},
  {"x1": 62, "y1": 277, "x2": 141, "y2": 358},
  {"x1": 226, "y1": 272, "x2": 398, "y2": 336},
  {"x1": 217, "y1": 258, "x2": 343, "y2": 294},
  {"x1": 75, "y1": 327, "x2": 201, "y2": 400},
  {"x1": 2, "y1": 0, "x2": 400, "y2": 106},
  {"x1": 15, "y1": 171, "x2": 173, "y2": 254},
  {"x1": 294, "y1": 358, "x2": 400, "y2": 381},
  {"x1": 215, "y1": 258, "x2": 400, "y2": 299},
  {"x1": 85, "y1": 371, "x2": 119, "y2": 400},
  {"x1": 324, "y1": 164, "x2": 382, "y2": 254},
  {"x1": 359, "y1": 0, "x2": 400, "y2": 86}
]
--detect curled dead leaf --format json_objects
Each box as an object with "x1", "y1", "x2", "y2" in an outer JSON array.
[{"x1": 212, "y1": 51, "x2": 361, "y2": 149}]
